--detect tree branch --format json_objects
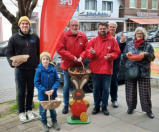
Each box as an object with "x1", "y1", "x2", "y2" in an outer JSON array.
[
  {"x1": 25, "y1": 0, "x2": 31, "y2": 16},
  {"x1": 28, "y1": 0, "x2": 38, "y2": 17},
  {"x1": 10, "y1": 0, "x2": 18, "y2": 7},
  {"x1": 0, "y1": 0, "x2": 16, "y2": 24},
  {"x1": 17, "y1": 0, "x2": 25, "y2": 16}
]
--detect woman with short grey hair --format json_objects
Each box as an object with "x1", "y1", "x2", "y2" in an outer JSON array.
[
  {"x1": 123, "y1": 27, "x2": 155, "y2": 119},
  {"x1": 134, "y1": 27, "x2": 147, "y2": 40}
]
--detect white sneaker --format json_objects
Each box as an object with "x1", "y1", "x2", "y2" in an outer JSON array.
[
  {"x1": 27, "y1": 111, "x2": 35, "y2": 120},
  {"x1": 19, "y1": 112, "x2": 27, "y2": 122}
]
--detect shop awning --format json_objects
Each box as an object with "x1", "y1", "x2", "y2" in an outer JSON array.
[{"x1": 129, "y1": 18, "x2": 159, "y2": 24}]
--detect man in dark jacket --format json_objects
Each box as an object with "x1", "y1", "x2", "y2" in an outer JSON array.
[
  {"x1": 6, "y1": 16, "x2": 39, "y2": 122},
  {"x1": 108, "y1": 21, "x2": 126, "y2": 108}
]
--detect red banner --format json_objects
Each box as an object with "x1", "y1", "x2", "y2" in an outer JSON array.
[{"x1": 40, "y1": 0, "x2": 80, "y2": 59}]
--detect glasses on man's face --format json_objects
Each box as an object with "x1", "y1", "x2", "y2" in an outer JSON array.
[{"x1": 70, "y1": 24, "x2": 78, "y2": 27}]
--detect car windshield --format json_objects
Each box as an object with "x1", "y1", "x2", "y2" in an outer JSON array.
[
  {"x1": 149, "y1": 32, "x2": 156, "y2": 36},
  {"x1": 84, "y1": 31, "x2": 98, "y2": 37}
]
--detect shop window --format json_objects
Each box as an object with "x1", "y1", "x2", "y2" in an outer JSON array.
[
  {"x1": 141, "y1": 0, "x2": 147, "y2": 9},
  {"x1": 129, "y1": 0, "x2": 136, "y2": 8},
  {"x1": 102, "y1": 1, "x2": 113, "y2": 12},
  {"x1": 152, "y1": 0, "x2": 157, "y2": 9},
  {"x1": 91, "y1": 23, "x2": 97, "y2": 30},
  {"x1": 85, "y1": 0, "x2": 97, "y2": 10}
]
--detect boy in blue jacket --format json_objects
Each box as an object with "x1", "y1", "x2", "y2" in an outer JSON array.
[{"x1": 34, "y1": 52, "x2": 60, "y2": 132}]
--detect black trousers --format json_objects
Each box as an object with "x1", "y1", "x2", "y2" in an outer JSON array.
[
  {"x1": 110, "y1": 58, "x2": 120, "y2": 102},
  {"x1": 125, "y1": 78, "x2": 152, "y2": 112},
  {"x1": 15, "y1": 68, "x2": 35, "y2": 113}
]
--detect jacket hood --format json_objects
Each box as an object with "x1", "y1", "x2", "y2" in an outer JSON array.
[
  {"x1": 38, "y1": 63, "x2": 55, "y2": 72},
  {"x1": 18, "y1": 29, "x2": 33, "y2": 37}
]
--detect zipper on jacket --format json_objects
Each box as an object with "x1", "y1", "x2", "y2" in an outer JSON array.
[
  {"x1": 47, "y1": 73, "x2": 50, "y2": 90},
  {"x1": 26, "y1": 42, "x2": 29, "y2": 47}
]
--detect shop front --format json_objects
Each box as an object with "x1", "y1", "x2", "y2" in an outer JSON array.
[
  {"x1": 78, "y1": 12, "x2": 126, "y2": 33},
  {"x1": 125, "y1": 12, "x2": 159, "y2": 32},
  {"x1": 127, "y1": 18, "x2": 159, "y2": 32}
]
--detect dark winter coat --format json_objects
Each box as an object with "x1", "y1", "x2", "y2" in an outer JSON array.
[
  {"x1": 123, "y1": 40, "x2": 155, "y2": 78},
  {"x1": 7, "y1": 30, "x2": 40, "y2": 69}
]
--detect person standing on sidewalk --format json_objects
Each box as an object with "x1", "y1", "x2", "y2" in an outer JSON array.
[
  {"x1": 108, "y1": 21, "x2": 126, "y2": 108},
  {"x1": 86, "y1": 22, "x2": 120, "y2": 115},
  {"x1": 6, "y1": 16, "x2": 39, "y2": 122},
  {"x1": 123, "y1": 27, "x2": 155, "y2": 118},
  {"x1": 56, "y1": 19, "x2": 88, "y2": 114},
  {"x1": 34, "y1": 52, "x2": 60, "y2": 132}
]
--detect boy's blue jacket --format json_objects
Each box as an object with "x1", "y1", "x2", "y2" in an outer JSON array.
[{"x1": 34, "y1": 63, "x2": 60, "y2": 101}]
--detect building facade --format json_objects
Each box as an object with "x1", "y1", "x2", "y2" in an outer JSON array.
[
  {"x1": 73, "y1": 0, "x2": 125, "y2": 32},
  {"x1": 120, "y1": 0, "x2": 159, "y2": 32}
]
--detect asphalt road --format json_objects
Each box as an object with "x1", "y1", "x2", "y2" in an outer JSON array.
[{"x1": 0, "y1": 57, "x2": 16, "y2": 103}]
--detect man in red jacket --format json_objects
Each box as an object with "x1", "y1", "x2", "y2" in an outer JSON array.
[
  {"x1": 86, "y1": 22, "x2": 120, "y2": 115},
  {"x1": 57, "y1": 19, "x2": 88, "y2": 114}
]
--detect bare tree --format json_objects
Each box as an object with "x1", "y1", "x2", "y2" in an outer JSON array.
[{"x1": 0, "y1": 0, "x2": 38, "y2": 34}]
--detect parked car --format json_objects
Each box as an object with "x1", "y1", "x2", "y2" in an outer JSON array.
[
  {"x1": 84, "y1": 30, "x2": 98, "y2": 40},
  {"x1": 147, "y1": 30, "x2": 159, "y2": 42},
  {"x1": 0, "y1": 41, "x2": 8, "y2": 57},
  {"x1": 116, "y1": 31, "x2": 134, "y2": 43}
]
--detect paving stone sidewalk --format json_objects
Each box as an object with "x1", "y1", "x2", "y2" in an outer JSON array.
[{"x1": 0, "y1": 84, "x2": 159, "y2": 132}]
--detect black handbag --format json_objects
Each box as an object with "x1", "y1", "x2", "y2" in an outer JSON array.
[
  {"x1": 125, "y1": 42, "x2": 147, "y2": 80},
  {"x1": 125, "y1": 65, "x2": 140, "y2": 80}
]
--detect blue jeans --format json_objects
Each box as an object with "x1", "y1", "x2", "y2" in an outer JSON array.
[
  {"x1": 40, "y1": 105, "x2": 57, "y2": 124},
  {"x1": 91, "y1": 73, "x2": 111, "y2": 108},
  {"x1": 110, "y1": 58, "x2": 120, "y2": 102},
  {"x1": 63, "y1": 70, "x2": 71, "y2": 107}
]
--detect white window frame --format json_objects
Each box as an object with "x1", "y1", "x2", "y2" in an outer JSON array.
[
  {"x1": 141, "y1": 0, "x2": 147, "y2": 9},
  {"x1": 102, "y1": 1, "x2": 113, "y2": 12},
  {"x1": 129, "y1": 0, "x2": 136, "y2": 8},
  {"x1": 152, "y1": 0, "x2": 158, "y2": 9},
  {"x1": 85, "y1": 0, "x2": 97, "y2": 11}
]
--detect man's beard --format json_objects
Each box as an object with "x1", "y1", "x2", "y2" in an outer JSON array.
[
  {"x1": 71, "y1": 30, "x2": 78, "y2": 35},
  {"x1": 100, "y1": 31, "x2": 107, "y2": 37}
]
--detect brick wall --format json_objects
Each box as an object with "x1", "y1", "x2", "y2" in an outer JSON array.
[{"x1": 120, "y1": 0, "x2": 159, "y2": 17}]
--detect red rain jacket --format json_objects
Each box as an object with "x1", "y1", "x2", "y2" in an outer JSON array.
[
  {"x1": 86, "y1": 32, "x2": 121, "y2": 74},
  {"x1": 57, "y1": 30, "x2": 88, "y2": 70}
]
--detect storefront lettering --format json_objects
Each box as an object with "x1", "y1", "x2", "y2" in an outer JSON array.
[
  {"x1": 137, "y1": 12, "x2": 158, "y2": 17},
  {"x1": 60, "y1": 0, "x2": 72, "y2": 5},
  {"x1": 86, "y1": 12, "x2": 111, "y2": 17}
]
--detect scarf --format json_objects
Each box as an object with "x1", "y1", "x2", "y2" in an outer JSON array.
[{"x1": 134, "y1": 40, "x2": 145, "y2": 49}]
